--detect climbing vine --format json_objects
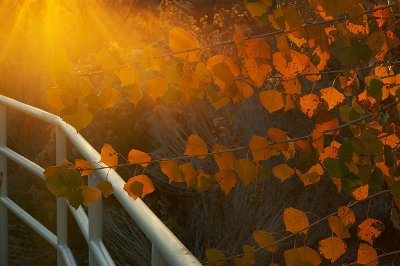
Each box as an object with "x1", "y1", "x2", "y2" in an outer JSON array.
[{"x1": 42, "y1": 0, "x2": 400, "y2": 265}]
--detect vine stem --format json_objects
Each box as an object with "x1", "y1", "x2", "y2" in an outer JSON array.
[
  {"x1": 76, "y1": 3, "x2": 399, "y2": 77},
  {"x1": 204, "y1": 190, "x2": 390, "y2": 264},
  {"x1": 75, "y1": 100, "x2": 398, "y2": 172}
]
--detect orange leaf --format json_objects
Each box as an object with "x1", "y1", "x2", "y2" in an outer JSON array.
[
  {"x1": 282, "y1": 78, "x2": 302, "y2": 95},
  {"x1": 357, "y1": 218, "x2": 384, "y2": 245},
  {"x1": 283, "y1": 207, "x2": 309, "y2": 234},
  {"x1": 245, "y1": 58, "x2": 272, "y2": 87},
  {"x1": 124, "y1": 174, "x2": 155, "y2": 199},
  {"x1": 318, "y1": 236, "x2": 346, "y2": 263},
  {"x1": 273, "y1": 50, "x2": 310, "y2": 80},
  {"x1": 268, "y1": 127, "x2": 289, "y2": 151},
  {"x1": 213, "y1": 144, "x2": 236, "y2": 171},
  {"x1": 100, "y1": 144, "x2": 118, "y2": 169},
  {"x1": 320, "y1": 87, "x2": 345, "y2": 110},
  {"x1": 284, "y1": 246, "x2": 321, "y2": 266},
  {"x1": 75, "y1": 159, "x2": 94, "y2": 176},
  {"x1": 146, "y1": 77, "x2": 168, "y2": 101},
  {"x1": 184, "y1": 134, "x2": 208, "y2": 159},
  {"x1": 233, "y1": 25, "x2": 245, "y2": 57},
  {"x1": 169, "y1": 27, "x2": 201, "y2": 62},
  {"x1": 300, "y1": 93, "x2": 320, "y2": 118},
  {"x1": 253, "y1": 230, "x2": 278, "y2": 253},
  {"x1": 160, "y1": 160, "x2": 184, "y2": 183},
  {"x1": 128, "y1": 149, "x2": 152, "y2": 167},
  {"x1": 357, "y1": 243, "x2": 378, "y2": 266},
  {"x1": 259, "y1": 90, "x2": 284, "y2": 113},
  {"x1": 243, "y1": 38, "x2": 271, "y2": 59},
  {"x1": 273, "y1": 164, "x2": 294, "y2": 182},
  {"x1": 80, "y1": 186, "x2": 101, "y2": 207},
  {"x1": 96, "y1": 180, "x2": 114, "y2": 198},
  {"x1": 249, "y1": 135, "x2": 272, "y2": 161},
  {"x1": 328, "y1": 216, "x2": 350, "y2": 239},
  {"x1": 352, "y1": 184, "x2": 369, "y2": 201},
  {"x1": 338, "y1": 206, "x2": 356, "y2": 227},
  {"x1": 234, "y1": 158, "x2": 257, "y2": 186},
  {"x1": 215, "y1": 169, "x2": 237, "y2": 196},
  {"x1": 179, "y1": 162, "x2": 198, "y2": 188},
  {"x1": 315, "y1": 110, "x2": 339, "y2": 135},
  {"x1": 207, "y1": 55, "x2": 240, "y2": 92}
]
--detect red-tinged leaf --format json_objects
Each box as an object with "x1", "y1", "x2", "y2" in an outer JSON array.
[
  {"x1": 249, "y1": 135, "x2": 272, "y2": 161},
  {"x1": 234, "y1": 158, "x2": 257, "y2": 186},
  {"x1": 128, "y1": 149, "x2": 152, "y2": 167},
  {"x1": 284, "y1": 246, "x2": 321, "y2": 266},
  {"x1": 357, "y1": 243, "x2": 378, "y2": 266},
  {"x1": 273, "y1": 164, "x2": 294, "y2": 182},
  {"x1": 124, "y1": 174, "x2": 155, "y2": 199},
  {"x1": 253, "y1": 230, "x2": 278, "y2": 253},
  {"x1": 259, "y1": 90, "x2": 284, "y2": 113},
  {"x1": 184, "y1": 134, "x2": 208, "y2": 159},
  {"x1": 357, "y1": 218, "x2": 384, "y2": 245},
  {"x1": 146, "y1": 77, "x2": 168, "y2": 101},
  {"x1": 213, "y1": 144, "x2": 236, "y2": 171},
  {"x1": 80, "y1": 186, "x2": 101, "y2": 207},
  {"x1": 318, "y1": 236, "x2": 346, "y2": 263},
  {"x1": 215, "y1": 169, "x2": 237, "y2": 196},
  {"x1": 96, "y1": 180, "x2": 114, "y2": 198},
  {"x1": 283, "y1": 207, "x2": 309, "y2": 234},
  {"x1": 300, "y1": 93, "x2": 320, "y2": 118},
  {"x1": 160, "y1": 160, "x2": 184, "y2": 183},
  {"x1": 100, "y1": 144, "x2": 118, "y2": 169},
  {"x1": 75, "y1": 159, "x2": 94, "y2": 176},
  {"x1": 169, "y1": 27, "x2": 200, "y2": 62},
  {"x1": 320, "y1": 87, "x2": 345, "y2": 110}
]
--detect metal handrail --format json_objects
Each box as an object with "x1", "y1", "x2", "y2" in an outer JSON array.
[{"x1": 0, "y1": 95, "x2": 202, "y2": 266}]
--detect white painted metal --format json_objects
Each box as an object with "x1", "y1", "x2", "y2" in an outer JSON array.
[
  {"x1": 0, "y1": 105, "x2": 8, "y2": 266},
  {"x1": 0, "y1": 146, "x2": 112, "y2": 265},
  {"x1": 152, "y1": 244, "x2": 169, "y2": 266},
  {"x1": 0, "y1": 95, "x2": 202, "y2": 266}
]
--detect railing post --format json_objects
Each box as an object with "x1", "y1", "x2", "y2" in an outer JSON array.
[
  {"x1": 56, "y1": 127, "x2": 67, "y2": 266},
  {"x1": 88, "y1": 174, "x2": 102, "y2": 266},
  {"x1": 0, "y1": 105, "x2": 7, "y2": 266},
  {"x1": 152, "y1": 244, "x2": 169, "y2": 266}
]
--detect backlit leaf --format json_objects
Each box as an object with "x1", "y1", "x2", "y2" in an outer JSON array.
[
  {"x1": 126, "y1": 85, "x2": 143, "y2": 106},
  {"x1": 205, "y1": 248, "x2": 226, "y2": 266},
  {"x1": 215, "y1": 169, "x2": 237, "y2": 196},
  {"x1": 243, "y1": 38, "x2": 271, "y2": 60},
  {"x1": 117, "y1": 65, "x2": 137, "y2": 87},
  {"x1": 96, "y1": 180, "x2": 114, "y2": 198},
  {"x1": 180, "y1": 162, "x2": 198, "y2": 188},
  {"x1": 128, "y1": 149, "x2": 152, "y2": 167},
  {"x1": 75, "y1": 159, "x2": 94, "y2": 176},
  {"x1": 320, "y1": 87, "x2": 345, "y2": 110},
  {"x1": 235, "y1": 159, "x2": 257, "y2": 186},
  {"x1": 273, "y1": 164, "x2": 294, "y2": 182},
  {"x1": 300, "y1": 93, "x2": 320, "y2": 118},
  {"x1": 253, "y1": 230, "x2": 278, "y2": 252},
  {"x1": 100, "y1": 144, "x2": 118, "y2": 169},
  {"x1": 169, "y1": 27, "x2": 201, "y2": 62},
  {"x1": 244, "y1": 0, "x2": 269, "y2": 17},
  {"x1": 97, "y1": 86, "x2": 121, "y2": 109},
  {"x1": 338, "y1": 206, "x2": 356, "y2": 227},
  {"x1": 259, "y1": 90, "x2": 284, "y2": 113},
  {"x1": 184, "y1": 134, "x2": 208, "y2": 159},
  {"x1": 318, "y1": 236, "x2": 346, "y2": 263},
  {"x1": 62, "y1": 104, "x2": 93, "y2": 131},
  {"x1": 273, "y1": 50, "x2": 310, "y2": 80},
  {"x1": 207, "y1": 55, "x2": 240, "y2": 92},
  {"x1": 357, "y1": 243, "x2": 378, "y2": 266},
  {"x1": 249, "y1": 135, "x2": 272, "y2": 161},
  {"x1": 146, "y1": 77, "x2": 168, "y2": 101},
  {"x1": 124, "y1": 174, "x2": 155, "y2": 199},
  {"x1": 328, "y1": 216, "x2": 350, "y2": 239},
  {"x1": 245, "y1": 58, "x2": 272, "y2": 87},
  {"x1": 80, "y1": 185, "x2": 101, "y2": 207},
  {"x1": 283, "y1": 207, "x2": 309, "y2": 234},
  {"x1": 268, "y1": 127, "x2": 289, "y2": 151},
  {"x1": 96, "y1": 50, "x2": 118, "y2": 69},
  {"x1": 357, "y1": 218, "x2": 384, "y2": 244},
  {"x1": 213, "y1": 144, "x2": 236, "y2": 170},
  {"x1": 352, "y1": 184, "x2": 368, "y2": 201},
  {"x1": 44, "y1": 166, "x2": 83, "y2": 198},
  {"x1": 284, "y1": 246, "x2": 321, "y2": 266},
  {"x1": 160, "y1": 160, "x2": 184, "y2": 183}
]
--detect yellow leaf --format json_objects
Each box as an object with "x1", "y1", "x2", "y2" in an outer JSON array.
[
  {"x1": 234, "y1": 159, "x2": 257, "y2": 186},
  {"x1": 215, "y1": 169, "x2": 237, "y2": 196},
  {"x1": 242, "y1": 245, "x2": 256, "y2": 265},
  {"x1": 160, "y1": 160, "x2": 183, "y2": 183},
  {"x1": 184, "y1": 134, "x2": 208, "y2": 159},
  {"x1": 80, "y1": 186, "x2": 101, "y2": 207},
  {"x1": 126, "y1": 85, "x2": 143, "y2": 106},
  {"x1": 259, "y1": 90, "x2": 284, "y2": 113},
  {"x1": 128, "y1": 149, "x2": 152, "y2": 167},
  {"x1": 253, "y1": 230, "x2": 278, "y2": 252},
  {"x1": 205, "y1": 248, "x2": 226, "y2": 266},
  {"x1": 124, "y1": 174, "x2": 155, "y2": 199},
  {"x1": 357, "y1": 218, "x2": 384, "y2": 245},
  {"x1": 142, "y1": 46, "x2": 164, "y2": 70},
  {"x1": 320, "y1": 87, "x2": 345, "y2": 110},
  {"x1": 283, "y1": 207, "x2": 309, "y2": 234},
  {"x1": 180, "y1": 162, "x2": 198, "y2": 188},
  {"x1": 96, "y1": 50, "x2": 119, "y2": 69},
  {"x1": 146, "y1": 77, "x2": 168, "y2": 101},
  {"x1": 117, "y1": 65, "x2": 138, "y2": 87},
  {"x1": 96, "y1": 180, "x2": 114, "y2": 198},
  {"x1": 213, "y1": 144, "x2": 236, "y2": 171},
  {"x1": 284, "y1": 246, "x2": 321, "y2": 266},
  {"x1": 249, "y1": 135, "x2": 272, "y2": 161},
  {"x1": 100, "y1": 144, "x2": 118, "y2": 169},
  {"x1": 75, "y1": 159, "x2": 94, "y2": 176},
  {"x1": 97, "y1": 86, "x2": 121, "y2": 109},
  {"x1": 169, "y1": 27, "x2": 201, "y2": 62},
  {"x1": 244, "y1": 1, "x2": 268, "y2": 17},
  {"x1": 337, "y1": 206, "x2": 356, "y2": 227},
  {"x1": 62, "y1": 104, "x2": 93, "y2": 131},
  {"x1": 357, "y1": 243, "x2": 378, "y2": 266},
  {"x1": 318, "y1": 236, "x2": 346, "y2": 263},
  {"x1": 273, "y1": 164, "x2": 294, "y2": 182}
]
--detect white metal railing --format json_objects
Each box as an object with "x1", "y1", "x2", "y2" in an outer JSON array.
[{"x1": 0, "y1": 95, "x2": 202, "y2": 266}]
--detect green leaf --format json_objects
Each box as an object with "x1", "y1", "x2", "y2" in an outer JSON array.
[
  {"x1": 253, "y1": 230, "x2": 277, "y2": 252},
  {"x1": 369, "y1": 167, "x2": 384, "y2": 191},
  {"x1": 68, "y1": 188, "x2": 84, "y2": 209},
  {"x1": 391, "y1": 208, "x2": 400, "y2": 231},
  {"x1": 323, "y1": 158, "x2": 349, "y2": 178},
  {"x1": 369, "y1": 78, "x2": 384, "y2": 102},
  {"x1": 296, "y1": 152, "x2": 318, "y2": 174},
  {"x1": 235, "y1": 159, "x2": 257, "y2": 186},
  {"x1": 205, "y1": 248, "x2": 226, "y2": 266},
  {"x1": 338, "y1": 139, "x2": 353, "y2": 162},
  {"x1": 44, "y1": 166, "x2": 83, "y2": 198},
  {"x1": 390, "y1": 182, "x2": 400, "y2": 197},
  {"x1": 97, "y1": 180, "x2": 114, "y2": 198}
]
